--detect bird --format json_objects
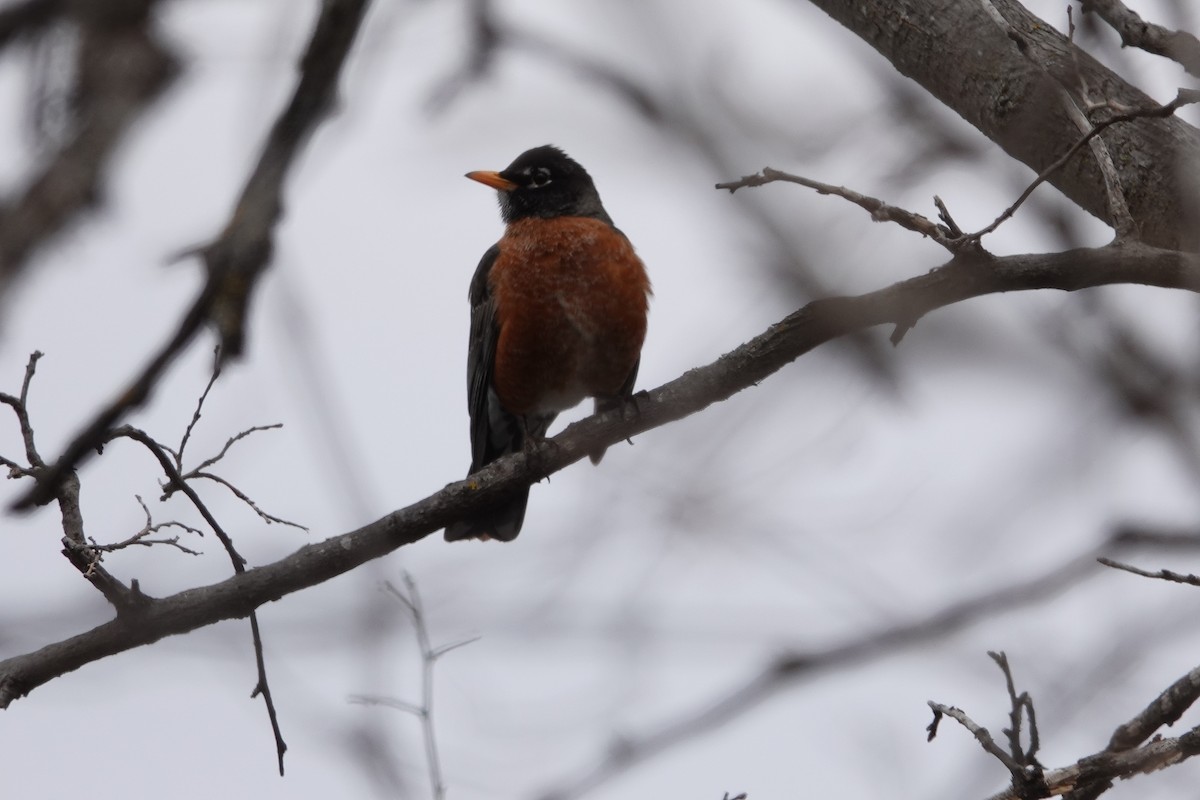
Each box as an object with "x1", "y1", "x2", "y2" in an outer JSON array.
[{"x1": 444, "y1": 145, "x2": 652, "y2": 542}]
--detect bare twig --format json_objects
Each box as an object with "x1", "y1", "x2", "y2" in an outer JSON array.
[
  {"x1": 716, "y1": 168, "x2": 958, "y2": 251},
  {"x1": 966, "y1": 88, "x2": 1200, "y2": 242},
  {"x1": 175, "y1": 347, "x2": 223, "y2": 469},
  {"x1": 108, "y1": 426, "x2": 242, "y2": 564},
  {"x1": 85, "y1": 495, "x2": 203, "y2": 556},
  {"x1": 248, "y1": 611, "x2": 287, "y2": 775},
  {"x1": 1, "y1": 352, "x2": 139, "y2": 607},
  {"x1": 716, "y1": 83, "x2": 1198, "y2": 252},
  {"x1": 105, "y1": 424, "x2": 292, "y2": 773},
  {"x1": 1097, "y1": 556, "x2": 1200, "y2": 588},
  {"x1": 988, "y1": 651, "x2": 1042, "y2": 769},
  {"x1": 1081, "y1": 0, "x2": 1200, "y2": 77},
  {"x1": 927, "y1": 702, "x2": 1029, "y2": 776},
  {"x1": 189, "y1": 472, "x2": 307, "y2": 531},
  {"x1": 928, "y1": 654, "x2": 1051, "y2": 797},
  {"x1": 156, "y1": 355, "x2": 304, "y2": 530},
  {"x1": 11, "y1": 0, "x2": 373, "y2": 512},
  {"x1": 350, "y1": 575, "x2": 478, "y2": 800},
  {"x1": 187, "y1": 425, "x2": 285, "y2": 477},
  {"x1": 0, "y1": 351, "x2": 46, "y2": 469}
]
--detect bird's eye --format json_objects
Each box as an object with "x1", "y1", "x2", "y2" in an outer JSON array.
[{"x1": 529, "y1": 167, "x2": 552, "y2": 187}]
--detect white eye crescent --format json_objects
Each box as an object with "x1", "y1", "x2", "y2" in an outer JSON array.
[{"x1": 529, "y1": 167, "x2": 552, "y2": 187}]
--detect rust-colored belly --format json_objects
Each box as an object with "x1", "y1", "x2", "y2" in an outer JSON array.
[{"x1": 490, "y1": 217, "x2": 651, "y2": 415}]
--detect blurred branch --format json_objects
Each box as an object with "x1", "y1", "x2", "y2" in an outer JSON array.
[
  {"x1": 0, "y1": 0, "x2": 177, "y2": 296},
  {"x1": 350, "y1": 575, "x2": 479, "y2": 800},
  {"x1": 1082, "y1": 0, "x2": 1200, "y2": 77},
  {"x1": 0, "y1": 0, "x2": 60, "y2": 50},
  {"x1": 3, "y1": 240, "x2": 1200, "y2": 709},
  {"x1": 10, "y1": 0, "x2": 373, "y2": 513},
  {"x1": 534, "y1": 526, "x2": 1194, "y2": 800}
]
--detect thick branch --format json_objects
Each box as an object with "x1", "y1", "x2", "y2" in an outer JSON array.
[
  {"x1": 985, "y1": 725, "x2": 1200, "y2": 800},
  {"x1": 1082, "y1": 0, "x2": 1200, "y2": 78},
  {"x1": 2, "y1": 241, "x2": 1200, "y2": 707},
  {"x1": 803, "y1": 0, "x2": 1200, "y2": 250},
  {"x1": 1107, "y1": 663, "x2": 1200, "y2": 752}
]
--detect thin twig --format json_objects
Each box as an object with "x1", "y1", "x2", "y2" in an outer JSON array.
[
  {"x1": 988, "y1": 651, "x2": 1042, "y2": 768},
  {"x1": 249, "y1": 611, "x2": 287, "y2": 775},
  {"x1": 0, "y1": 352, "x2": 139, "y2": 607},
  {"x1": 927, "y1": 702, "x2": 1027, "y2": 774},
  {"x1": 189, "y1": 471, "x2": 308, "y2": 531},
  {"x1": 85, "y1": 495, "x2": 203, "y2": 556},
  {"x1": 108, "y1": 426, "x2": 243, "y2": 561},
  {"x1": 106, "y1": 423, "x2": 288, "y2": 773},
  {"x1": 176, "y1": 347, "x2": 223, "y2": 470},
  {"x1": 186, "y1": 424, "x2": 284, "y2": 477},
  {"x1": 966, "y1": 88, "x2": 1200, "y2": 242},
  {"x1": 392, "y1": 574, "x2": 446, "y2": 800},
  {"x1": 352, "y1": 575, "x2": 477, "y2": 800},
  {"x1": 716, "y1": 168, "x2": 958, "y2": 251},
  {"x1": 1097, "y1": 556, "x2": 1200, "y2": 588},
  {"x1": 0, "y1": 351, "x2": 46, "y2": 468}
]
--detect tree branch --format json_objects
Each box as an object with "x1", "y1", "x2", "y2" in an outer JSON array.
[
  {"x1": 1082, "y1": 0, "x2": 1200, "y2": 78},
  {"x1": 984, "y1": 725, "x2": 1200, "y2": 800},
  {"x1": 802, "y1": 0, "x2": 1200, "y2": 250},
  {"x1": 1107, "y1": 663, "x2": 1200, "y2": 753},
  {"x1": 3, "y1": 241, "x2": 1200, "y2": 709}
]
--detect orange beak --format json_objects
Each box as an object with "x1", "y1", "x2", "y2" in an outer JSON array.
[{"x1": 465, "y1": 170, "x2": 518, "y2": 191}]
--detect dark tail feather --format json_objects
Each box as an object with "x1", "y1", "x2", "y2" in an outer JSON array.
[{"x1": 444, "y1": 488, "x2": 530, "y2": 542}]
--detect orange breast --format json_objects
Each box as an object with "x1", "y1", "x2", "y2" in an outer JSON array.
[{"x1": 489, "y1": 217, "x2": 651, "y2": 415}]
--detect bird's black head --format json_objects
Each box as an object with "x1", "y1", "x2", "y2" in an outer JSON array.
[{"x1": 466, "y1": 145, "x2": 613, "y2": 225}]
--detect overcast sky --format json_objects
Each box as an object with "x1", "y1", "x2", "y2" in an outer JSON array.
[{"x1": 2, "y1": 1, "x2": 1199, "y2": 798}]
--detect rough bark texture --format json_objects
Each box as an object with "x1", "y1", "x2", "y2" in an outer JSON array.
[{"x1": 804, "y1": 0, "x2": 1200, "y2": 250}]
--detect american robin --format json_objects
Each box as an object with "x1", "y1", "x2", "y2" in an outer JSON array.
[{"x1": 444, "y1": 145, "x2": 652, "y2": 542}]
